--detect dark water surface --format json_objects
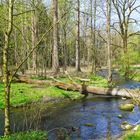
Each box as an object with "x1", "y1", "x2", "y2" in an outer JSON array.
[{"x1": 0, "y1": 97, "x2": 140, "y2": 140}]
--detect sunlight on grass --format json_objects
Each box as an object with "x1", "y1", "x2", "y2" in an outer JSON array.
[
  {"x1": 0, "y1": 83, "x2": 83, "y2": 109},
  {"x1": 123, "y1": 125, "x2": 140, "y2": 140}
]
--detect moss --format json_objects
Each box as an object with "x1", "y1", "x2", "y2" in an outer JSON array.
[
  {"x1": 119, "y1": 104, "x2": 134, "y2": 112},
  {"x1": 0, "y1": 130, "x2": 47, "y2": 140},
  {"x1": 123, "y1": 125, "x2": 140, "y2": 140}
]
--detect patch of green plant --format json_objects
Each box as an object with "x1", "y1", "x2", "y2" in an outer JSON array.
[
  {"x1": 31, "y1": 74, "x2": 108, "y2": 87},
  {"x1": 123, "y1": 125, "x2": 140, "y2": 140},
  {"x1": 132, "y1": 72, "x2": 140, "y2": 82},
  {"x1": 130, "y1": 66, "x2": 140, "y2": 70},
  {"x1": 0, "y1": 83, "x2": 83, "y2": 109},
  {"x1": 88, "y1": 74, "x2": 108, "y2": 87},
  {"x1": 0, "y1": 130, "x2": 48, "y2": 140}
]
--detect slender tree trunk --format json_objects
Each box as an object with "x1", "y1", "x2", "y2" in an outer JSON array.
[
  {"x1": 52, "y1": 0, "x2": 59, "y2": 73},
  {"x1": 32, "y1": 0, "x2": 37, "y2": 73},
  {"x1": 3, "y1": 0, "x2": 14, "y2": 135},
  {"x1": 91, "y1": 0, "x2": 96, "y2": 73},
  {"x1": 3, "y1": 34, "x2": 11, "y2": 136},
  {"x1": 123, "y1": 36, "x2": 129, "y2": 80},
  {"x1": 75, "y1": 0, "x2": 81, "y2": 72},
  {"x1": 106, "y1": 0, "x2": 112, "y2": 83},
  {"x1": 13, "y1": 30, "x2": 18, "y2": 67},
  {"x1": 63, "y1": 28, "x2": 67, "y2": 70}
]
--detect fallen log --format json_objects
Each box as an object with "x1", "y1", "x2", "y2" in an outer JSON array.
[{"x1": 16, "y1": 75, "x2": 140, "y2": 98}]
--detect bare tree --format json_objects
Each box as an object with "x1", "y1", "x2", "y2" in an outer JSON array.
[
  {"x1": 112, "y1": 0, "x2": 140, "y2": 79},
  {"x1": 106, "y1": 0, "x2": 112, "y2": 83},
  {"x1": 75, "y1": 0, "x2": 81, "y2": 72},
  {"x1": 91, "y1": 0, "x2": 97, "y2": 73}
]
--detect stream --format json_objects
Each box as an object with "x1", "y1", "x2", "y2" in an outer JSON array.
[
  {"x1": 0, "y1": 69, "x2": 140, "y2": 140},
  {"x1": 0, "y1": 96, "x2": 140, "y2": 140}
]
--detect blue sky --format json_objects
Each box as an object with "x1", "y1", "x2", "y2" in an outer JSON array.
[{"x1": 43, "y1": 0, "x2": 140, "y2": 29}]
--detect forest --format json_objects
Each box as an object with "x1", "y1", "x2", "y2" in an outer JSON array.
[{"x1": 0, "y1": 0, "x2": 140, "y2": 139}]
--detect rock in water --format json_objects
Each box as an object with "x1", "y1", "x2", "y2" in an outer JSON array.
[
  {"x1": 119, "y1": 104, "x2": 134, "y2": 111},
  {"x1": 117, "y1": 114, "x2": 123, "y2": 118},
  {"x1": 84, "y1": 123, "x2": 94, "y2": 127},
  {"x1": 121, "y1": 124, "x2": 134, "y2": 130}
]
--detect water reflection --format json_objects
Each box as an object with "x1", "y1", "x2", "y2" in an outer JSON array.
[{"x1": 0, "y1": 97, "x2": 140, "y2": 140}]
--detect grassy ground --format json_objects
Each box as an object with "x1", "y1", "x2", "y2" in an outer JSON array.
[
  {"x1": 0, "y1": 83, "x2": 83, "y2": 109},
  {"x1": 0, "y1": 74, "x2": 108, "y2": 109},
  {"x1": 0, "y1": 131, "x2": 47, "y2": 140},
  {"x1": 123, "y1": 125, "x2": 140, "y2": 140}
]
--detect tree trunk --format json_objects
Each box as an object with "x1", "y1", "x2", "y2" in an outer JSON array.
[
  {"x1": 32, "y1": 0, "x2": 38, "y2": 73},
  {"x1": 106, "y1": 0, "x2": 112, "y2": 83},
  {"x1": 17, "y1": 75, "x2": 140, "y2": 99},
  {"x1": 75, "y1": 0, "x2": 81, "y2": 72},
  {"x1": 123, "y1": 36, "x2": 129, "y2": 80},
  {"x1": 3, "y1": 0, "x2": 14, "y2": 135},
  {"x1": 91, "y1": 0, "x2": 96, "y2": 73},
  {"x1": 63, "y1": 28, "x2": 67, "y2": 71},
  {"x1": 3, "y1": 34, "x2": 11, "y2": 136},
  {"x1": 52, "y1": 0, "x2": 59, "y2": 73}
]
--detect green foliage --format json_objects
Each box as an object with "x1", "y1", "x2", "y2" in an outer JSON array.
[
  {"x1": 130, "y1": 66, "x2": 140, "y2": 82},
  {"x1": 123, "y1": 125, "x2": 140, "y2": 140},
  {"x1": 0, "y1": 130, "x2": 48, "y2": 140},
  {"x1": 133, "y1": 73, "x2": 140, "y2": 82},
  {"x1": 116, "y1": 46, "x2": 140, "y2": 79}
]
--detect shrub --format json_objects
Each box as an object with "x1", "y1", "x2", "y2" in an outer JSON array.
[{"x1": 0, "y1": 130, "x2": 48, "y2": 140}]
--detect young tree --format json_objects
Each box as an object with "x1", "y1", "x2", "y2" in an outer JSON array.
[{"x1": 3, "y1": 0, "x2": 14, "y2": 135}]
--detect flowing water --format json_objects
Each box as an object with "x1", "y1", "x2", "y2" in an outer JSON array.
[
  {"x1": 0, "y1": 96, "x2": 140, "y2": 140},
  {"x1": 0, "y1": 69, "x2": 140, "y2": 139}
]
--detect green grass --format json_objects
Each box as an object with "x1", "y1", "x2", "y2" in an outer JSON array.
[
  {"x1": 123, "y1": 125, "x2": 140, "y2": 140},
  {"x1": 0, "y1": 83, "x2": 83, "y2": 109},
  {"x1": 88, "y1": 74, "x2": 108, "y2": 87},
  {"x1": 32, "y1": 74, "x2": 108, "y2": 87},
  {"x1": 0, "y1": 130, "x2": 48, "y2": 140},
  {"x1": 0, "y1": 74, "x2": 108, "y2": 109}
]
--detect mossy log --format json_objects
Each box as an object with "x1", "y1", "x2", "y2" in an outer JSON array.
[{"x1": 16, "y1": 75, "x2": 140, "y2": 98}]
